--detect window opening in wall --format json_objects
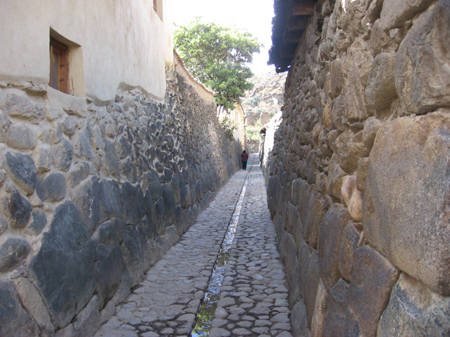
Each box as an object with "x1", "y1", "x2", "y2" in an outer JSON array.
[
  {"x1": 49, "y1": 28, "x2": 85, "y2": 96},
  {"x1": 50, "y1": 38, "x2": 70, "y2": 93}
]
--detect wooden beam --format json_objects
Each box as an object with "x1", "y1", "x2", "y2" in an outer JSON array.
[
  {"x1": 287, "y1": 18, "x2": 309, "y2": 31},
  {"x1": 283, "y1": 29, "x2": 302, "y2": 43},
  {"x1": 279, "y1": 43, "x2": 297, "y2": 57},
  {"x1": 283, "y1": 35, "x2": 301, "y2": 44},
  {"x1": 292, "y1": 3, "x2": 315, "y2": 15}
]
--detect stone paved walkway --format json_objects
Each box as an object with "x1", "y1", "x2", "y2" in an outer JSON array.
[{"x1": 95, "y1": 154, "x2": 292, "y2": 337}]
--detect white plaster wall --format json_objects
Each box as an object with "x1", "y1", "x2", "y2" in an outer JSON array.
[
  {"x1": 233, "y1": 105, "x2": 246, "y2": 147},
  {"x1": 0, "y1": 0, "x2": 173, "y2": 103},
  {"x1": 218, "y1": 105, "x2": 246, "y2": 147}
]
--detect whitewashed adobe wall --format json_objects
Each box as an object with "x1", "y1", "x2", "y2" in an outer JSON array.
[
  {"x1": 218, "y1": 105, "x2": 246, "y2": 148},
  {"x1": 0, "y1": 0, "x2": 173, "y2": 103}
]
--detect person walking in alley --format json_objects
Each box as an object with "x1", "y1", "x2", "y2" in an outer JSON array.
[{"x1": 241, "y1": 150, "x2": 249, "y2": 170}]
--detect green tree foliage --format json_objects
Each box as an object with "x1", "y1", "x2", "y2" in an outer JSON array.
[{"x1": 174, "y1": 18, "x2": 261, "y2": 111}]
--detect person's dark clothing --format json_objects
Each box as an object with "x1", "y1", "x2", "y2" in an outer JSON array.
[{"x1": 241, "y1": 151, "x2": 249, "y2": 170}]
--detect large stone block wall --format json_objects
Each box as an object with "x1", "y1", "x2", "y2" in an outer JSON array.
[
  {"x1": 0, "y1": 61, "x2": 240, "y2": 336},
  {"x1": 265, "y1": 0, "x2": 450, "y2": 336}
]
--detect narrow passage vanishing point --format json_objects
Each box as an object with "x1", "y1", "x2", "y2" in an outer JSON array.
[{"x1": 95, "y1": 154, "x2": 292, "y2": 337}]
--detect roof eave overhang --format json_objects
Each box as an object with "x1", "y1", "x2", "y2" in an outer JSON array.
[{"x1": 268, "y1": 0, "x2": 317, "y2": 73}]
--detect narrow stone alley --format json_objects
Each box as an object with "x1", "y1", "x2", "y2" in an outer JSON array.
[{"x1": 95, "y1": 154, "x2": 292, "y2": 337}]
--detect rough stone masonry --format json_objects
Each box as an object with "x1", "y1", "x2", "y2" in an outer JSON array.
[
  {"x1": 264, "y1": 0, "x2": 450, "y2": 336},
  {"x1": 0, "y1": 58, "x2": 241, "y2": 336}
]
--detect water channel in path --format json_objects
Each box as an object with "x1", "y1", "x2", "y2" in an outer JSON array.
[{"x1": 190, "y1": 166, "x2": 251, "y2": 337}]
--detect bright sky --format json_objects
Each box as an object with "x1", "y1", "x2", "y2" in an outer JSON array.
[{"x1": 169, "y1": 0, "x2": 275, "y2": 74}]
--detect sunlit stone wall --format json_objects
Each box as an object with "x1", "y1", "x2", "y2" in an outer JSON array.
[{"x1": 265, "y1": 0, "x2": 450, "y2": 335}]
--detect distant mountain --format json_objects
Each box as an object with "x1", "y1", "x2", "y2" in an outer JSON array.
[
  {"x1": 242, "y1": 71, "x2": 286, "y2": 148},
  {"x1": 242, "y1": 71, "x2": 287, "y2": 126}
]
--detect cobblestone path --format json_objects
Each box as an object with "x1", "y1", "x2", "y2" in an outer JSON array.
[{"x1": 95, "y1": 155, "x2": 292, "y2": 337}]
